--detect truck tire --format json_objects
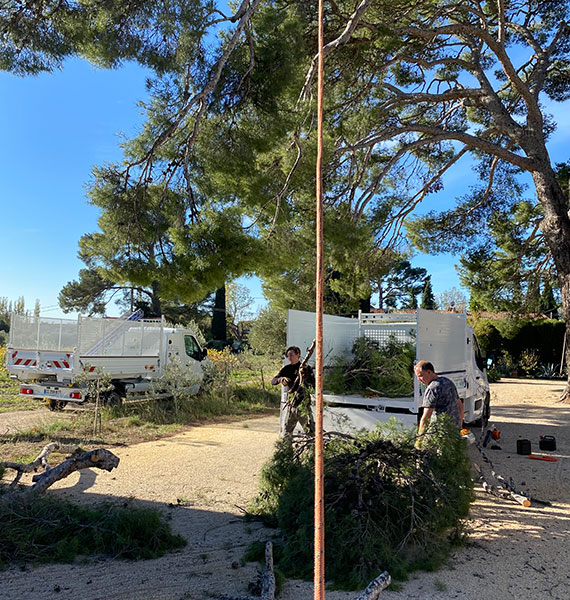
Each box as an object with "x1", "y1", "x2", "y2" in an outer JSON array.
[
  {"x1": 48, "y1": 400, "x2": 68, "y2": 411},
  {"x1": 104, "y1": 390, "x2": 123, "y2": 407}
]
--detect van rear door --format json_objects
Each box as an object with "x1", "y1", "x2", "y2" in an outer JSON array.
[{"x1": 416, "y1": 309, "x2": 468, "y2": 404}]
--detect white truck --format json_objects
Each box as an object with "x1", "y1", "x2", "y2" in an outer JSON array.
[
  {"x1": 5, "y1": 311, "x2": 207, "y2": 410},
  {"x1": 283, "y1": 308, "x2": 490, "y2": 433}
]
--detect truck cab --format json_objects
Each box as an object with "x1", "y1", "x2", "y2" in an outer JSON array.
[{"x1": 166, "y1": 330, "x2": 207, "y2": 391}]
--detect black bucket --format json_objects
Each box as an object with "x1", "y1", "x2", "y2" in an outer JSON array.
[{"x1": 517, "y1": 439, "x2": 532, "y2": 455}]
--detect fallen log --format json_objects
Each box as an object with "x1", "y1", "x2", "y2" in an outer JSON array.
[
  {"x1": 354, "y1": 571, "x2": 391, "y2": 600},
  {"x1": 1, "y1": 445, "x2": 120, "y2": 497},
  {"x1": 1, "y1": 442, "x2": 60, "y2": 487}
]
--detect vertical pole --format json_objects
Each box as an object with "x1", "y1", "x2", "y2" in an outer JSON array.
[{"x1": 314, "y1": 0, "x2": 325, "y2": 597}]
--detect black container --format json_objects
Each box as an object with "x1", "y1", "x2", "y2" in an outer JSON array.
[
  {"x1": 517, "y1": 439, "x2": 532, "y2": 455},
  {"x1": 539, "y1": 435, "x2": 556, "y2": 451}
]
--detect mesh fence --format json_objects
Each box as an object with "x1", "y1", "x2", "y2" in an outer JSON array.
[
  {"x1": 78, "y1": 316, "x2": 162, "y2": 356},
  {"x1": 9, "y1": 315, "x2": 78, "y2": 350}
]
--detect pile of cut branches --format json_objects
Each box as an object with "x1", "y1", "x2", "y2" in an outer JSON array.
[
  {"x1": 250, "y1": 418, "x2": 473, "y2": 588},
  {"x1": 324, "y1": 336, "x2": 415, "y2": 397}
]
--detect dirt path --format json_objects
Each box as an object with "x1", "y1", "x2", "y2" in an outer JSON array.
[
  {"x1": 1, "y1": 380, "x2": 569, "y2": 600},
  {"x1": 1, "y1": 405, "x2": 74, "y2": 434}
]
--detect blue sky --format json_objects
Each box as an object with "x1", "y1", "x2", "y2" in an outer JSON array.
[{"x1": 1, "y1": 58, "x2": 569, "y2": 319}]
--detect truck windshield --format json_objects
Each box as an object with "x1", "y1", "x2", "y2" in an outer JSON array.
[{"x1": 184, "y1": 335, "x2": 201, "y2": 361}]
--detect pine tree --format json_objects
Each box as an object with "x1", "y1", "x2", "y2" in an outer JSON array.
[{"x1": 420, "y1": 277, "x2": 436, "y2": 310}]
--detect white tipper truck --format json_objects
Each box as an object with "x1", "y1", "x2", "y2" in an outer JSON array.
[
  {"x1": 5, "y1": 310, "x2": 207, "y2": 410},
  {"x1": 283, "y1": 308, "x2": 490, "y2": 433}
]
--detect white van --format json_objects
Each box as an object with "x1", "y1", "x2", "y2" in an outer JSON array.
[{"x1": 283, "y1": 309, "x2": 490, "y2": 433}]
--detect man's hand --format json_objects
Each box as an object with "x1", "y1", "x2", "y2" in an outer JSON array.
[{"x1": 279, "y1": 377, "x2": 291, "y2": 387}]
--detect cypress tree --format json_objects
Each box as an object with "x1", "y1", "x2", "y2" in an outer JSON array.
[{"x1": 420, "y1": 277, "x2": 436, "y2": 310}]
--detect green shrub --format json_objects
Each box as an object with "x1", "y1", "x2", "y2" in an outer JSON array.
[
  {"x1": 0, "y1": 494, "x2": 186, "y2": 569},
  {"x1": 536, "y1": 363, "x2": 561, "y2": 379},
  {"x1": 485, "y1": 366, "x2": 501, "y2": 383},
  {"x1": 250, "y1": 418, "x2": 474, "y2": 588},
  {"x1": 518, "y1": 348, "x2": 540, "y2": 377}
]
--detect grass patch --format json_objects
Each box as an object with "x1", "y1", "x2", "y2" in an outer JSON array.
[
  {"x1": 249, "y1": 418, "x2": 474, "y2": 589},
  {"x1": 0, "y1": 493, "x2": 186, "y2": 569},
  {"x1": 0, "y1": 347, "x2": 34, "y2": 412}
]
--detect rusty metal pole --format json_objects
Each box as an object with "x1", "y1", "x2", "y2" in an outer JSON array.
[{"x1": 314, "y1": 0, "x2": 325, "y2": 597}]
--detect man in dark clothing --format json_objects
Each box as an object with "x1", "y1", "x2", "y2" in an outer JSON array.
[
  {"x1": 272, "y1": 345, "x2": 315, "y2": 435},
  {"x1": 415, "y1": 360, "x2": 464, "y2": 436}
]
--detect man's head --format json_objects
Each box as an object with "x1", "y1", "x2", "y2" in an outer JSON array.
[
  {"x1": 285, "y1": 346, "x2": 301, "y2": 364},
  {"x1": 414, "y1": 360, "x2": 437, "y2": 385}
]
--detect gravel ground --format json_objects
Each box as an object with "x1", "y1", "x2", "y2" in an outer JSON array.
[{"x1": 1, "y1": 379, "x2": 569, "y2": 600}]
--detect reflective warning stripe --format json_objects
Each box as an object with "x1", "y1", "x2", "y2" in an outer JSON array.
[{"x1": 14, "y1": 358, "x2": 37, "y2": 366}]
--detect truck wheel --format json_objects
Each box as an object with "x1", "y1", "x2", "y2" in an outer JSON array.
[
  {"x1": 104, "y1": 391, "x2": 123, "y2": 407},
  {"x1": 48, "y1": 400, "x2": 68, "y2": 411}
]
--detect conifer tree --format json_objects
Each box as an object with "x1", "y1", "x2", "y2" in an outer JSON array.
[{"x1": 420, "y1": 277, "x2": 436, "y2": 310}]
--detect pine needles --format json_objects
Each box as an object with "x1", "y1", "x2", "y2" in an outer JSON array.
[{"x1": 324, "y1": 336, "x2": 415, "y2": 397}]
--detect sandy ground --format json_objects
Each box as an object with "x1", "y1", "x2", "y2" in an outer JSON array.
[{"x1": 1, "y1": 379, "x2": 569, "y2": 600}]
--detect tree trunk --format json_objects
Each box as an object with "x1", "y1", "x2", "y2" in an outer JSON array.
[
  {"x1": 533, "y1": 166, "x2": 570, "y2": 400},
  {"x1": 212, "y1": 285, "x2": 227, "y2": 340},
  {"x1": 151, "y1": 280, "x2": 162, "y2": 317},
  {"x1": 378, "y1": 282, "x2": 384, "y2": 311}
]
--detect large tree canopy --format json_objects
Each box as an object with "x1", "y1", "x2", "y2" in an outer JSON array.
[{"x1": 4, "y1": 1, "x2": 570, "y2": 392}]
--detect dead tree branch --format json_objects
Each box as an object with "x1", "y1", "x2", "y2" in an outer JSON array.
[
  {"x1": 1, "y1": 442, "x2": 60, "y2": 488},
  {"x1": 1, "y1": 445, "x2": 120, "y2": 497}
]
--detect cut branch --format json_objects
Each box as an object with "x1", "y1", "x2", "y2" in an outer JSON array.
[{"x1": 1, "y1": 446, "x2": 120, "y2": 497}]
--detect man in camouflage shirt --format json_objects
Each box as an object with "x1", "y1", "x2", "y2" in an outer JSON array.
[{"x1": 415, "y1": 360, "x2": 464, "y2": 436}]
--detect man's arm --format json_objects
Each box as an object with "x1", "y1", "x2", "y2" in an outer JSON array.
[
  {"x1": 271, "y1": 366, "x2": 286, "y2": 386},
  {"x1": 418, "y1": 407, "x2": 434, "y2": 436}
]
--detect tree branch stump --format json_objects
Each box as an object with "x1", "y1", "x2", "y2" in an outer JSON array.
[
  {"x1": 354, "y1": 571, "x2": 391, "y2": 600},
  {"x1": 217, "y1": 541, "x2": 276, "y2": 600}
]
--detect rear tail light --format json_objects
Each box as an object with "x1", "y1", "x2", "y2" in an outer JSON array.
[
  {"x1": 21, "y1": 387, "x2": 34, "y2": 395},
  {"x1": 70, "y1": 392, "x2": 82, "y2": 399}
]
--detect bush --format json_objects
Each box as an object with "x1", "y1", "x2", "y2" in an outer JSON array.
[
  {"x1": 250, "y1": 418, "x2": 474, "y2": 588},
  {"x1": 471, "y1": 316, "x2": 565, "y2": 370},
  {"x1": 518, "y1": 348, "x2": 540, "y2": 377},
  {"x1": 536, "y1": 363, "x2": 562, "y2": 379},
  {"x1": 0, "y1": 494, "x2": 186, "y2": 569}
]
